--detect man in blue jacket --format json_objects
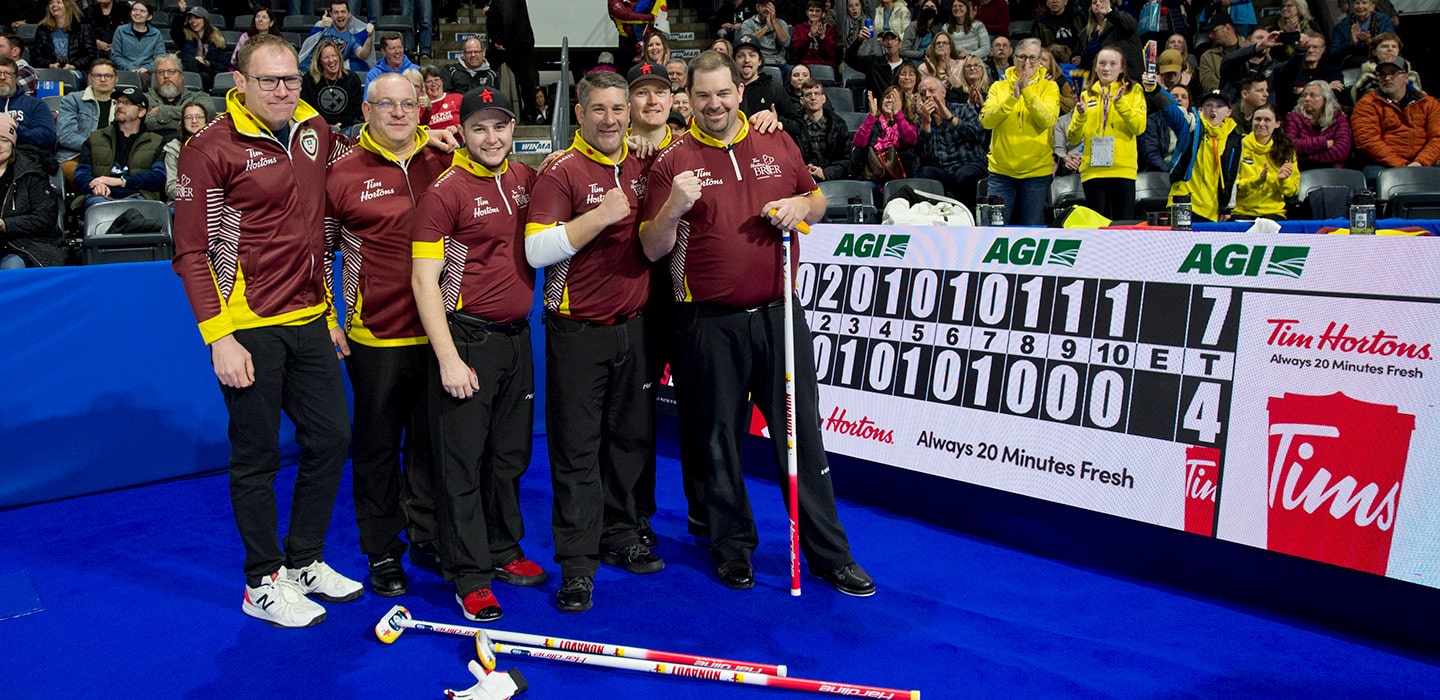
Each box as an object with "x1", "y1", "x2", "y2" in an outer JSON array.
[{"x1": 0, "y1": 57, "x2": 56, "y2": 151}]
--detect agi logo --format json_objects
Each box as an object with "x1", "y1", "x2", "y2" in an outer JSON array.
[
  {"x1": 833, "y1": 232, "x2": 910, "y2": 259},
  {"x1": 1178, "y1": 244, "x2": 1309, "y2": 278},
  {"x1": 981, "y1": 237, "x2": 1081, "y2": 267}
]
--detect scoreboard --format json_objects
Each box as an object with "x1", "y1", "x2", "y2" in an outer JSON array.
[{"x1": 792, "y1": 226, "x2": 1440, "y2": 589}]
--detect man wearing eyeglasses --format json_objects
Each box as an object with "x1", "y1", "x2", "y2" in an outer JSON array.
[
  {"x1": 320, "y1": 72, "x2": 455, "y2": 600},
  {"x1": 0, "y1": 56, "x2": 56, "y2": 151},
  {"x1": 0, "y1": 32, "x2": 37, "y2": 96},
  {"x1": 74, "y1": 84, "x2": 165, "y2": 210},
  {"x1": 57, "y1": 58, "x2": 121, "y2": 182},
  {"x1": 173, "y1": 33, "x2": 364, "y2": 629},
  {"x1": 980, "y1": 37, "x2": 1059, "y2": 226},
  {"x1": 143, "y1": 53, "x2": 208, "y2": 139}
]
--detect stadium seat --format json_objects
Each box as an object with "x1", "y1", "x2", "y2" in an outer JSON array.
[
  {"x1": 760, "y1": 65, "x2": 782, "y2": 85},
  {"x1": 234, "y1": 14, "x2": 253, "y2": 30},
  {"x1": 211, "y1": 94, "x2": 228, "y2": 113},
  {"x1": 211, "y1": 72, "x2": 237, "y2": 96},
  {"x1": 824, "y1": 86, "x2": 855, "y2": 113},
  {"x1": 819, "y1": 179, "x2": 880, "y2": 224},
  {"x1": 222, "y1": 29, "x2": 244, "y2": 45},
  {"x1": 182, "y1": 71, "x2": 204, "y2": 92},
  {"x1": 282, "y1": 14, "x2": 319, "y2": 32},
  {"x1": 808, "y1": 64, "x2": 837, "y2": 86},
  {"x1": 375, "y1": 15, "x2": 415, "y2": 50},
  {"x1": 1297, "y1": 168, "x2": 1365, "y2": 219},
  {"x1": 81, "y1": 200, "x2": 174, "y2": 265},
  {"x1": 1376, "y1": 167, "x2": 1440, "y2": 218},
  {"x1": 884, "y1": 178, "x2": 946, "y2": 205},
  {"x1": 1047, "y1": 173, "x2": 1085, "y2": 221},
  {"x1": 16, "y1": 23, "x2": 38, "y2": 44},
  {"x1": 1134, "y1": 171, "x2": 1172, "y2": 215},
  {"x1": 116, "y1": 70, "x2": 144, "y2": 89},
  {"x1": 151, "y1": 10, "x2": 171, "y2": 28},
  {"x1": 41, "y1": 94, "x2": 61, "y2": 115},
  {"x1": 35, "y1": 68, "x2": 80, "y2": 94},
  {"x1": 1008, "y1": 20, "x2": 1034, "y2": 39},
  {"x1": 837, "y1": 110, "x2": 866, "y2": 132}
]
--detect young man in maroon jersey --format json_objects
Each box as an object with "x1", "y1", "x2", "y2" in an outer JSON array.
[
  {"x1": 411, "y1": 86, "x2": 541, "y2": 623},
  {"x1": 525, "y1": 70, "x2": 662, "y2": 613},
  {"x1": 640, "y1": 50, "x2": 875, "y2": 597}
]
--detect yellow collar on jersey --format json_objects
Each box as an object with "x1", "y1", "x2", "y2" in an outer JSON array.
[
  {"x1": 687, "y1": 111, "x2": 750, "y2": 149},
  {"x1": 225, "y1": 87, "x2": 321, "y2": 138},
  {"x1": 357, "y1": 123, "x2": 431, "y2": 163},
  {"x1": 569, "y1": 131, "x2": 629, "y2": 166},
  {"x1": 451, "y1": 148, "x2": 508, "y2": 178},
  {"x1": 626, "y1": 124, "x2": 673, "y2": 150}
]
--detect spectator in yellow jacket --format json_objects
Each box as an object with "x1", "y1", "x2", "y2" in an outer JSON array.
[
  {"x1": 1235, "y1": 105, "x2": 1300, "y2": 219},
  {"x1": 981, "y1": 37, "x2": 1059, "y2": 225},
  {"x1": 1065, "y1": 46, "x2": 1146, "y2": 219},
  {"x1": 1171, "y1": 90, "x2": 1243, "y2": 222}
]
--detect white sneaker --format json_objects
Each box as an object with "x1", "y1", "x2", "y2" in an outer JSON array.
[
  {"x1": 243, "y1": 571, "x2": 327, "y2": 628},
  {"x1": 287, "y1": 560, "x2": 364, "y2": 603}
]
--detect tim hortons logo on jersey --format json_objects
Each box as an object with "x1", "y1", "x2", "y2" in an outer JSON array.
[
  {"x1": 1264, "y1": 319, "x2": 1433, "y2": 361},
  {"x1": 1266, "y1": 392, "x2": 1415, "y2": 575},
  {"x1": 174, "y1": 174, "x2": 194, "y2": 202},
  {"x1": 982, "y1": 237, "x2": 1081, "y2": 267},
  {"x1": 750, "y1": 154, "x2": 783, "y2": 179},
  {"x1": 1184, "y1": 445, "x2": 1221, "y2": 537},
  {"x1": 586, "y1": 182, "x2": 605, "y2": 206},
  {"x1": 244, "y1": 147, "x2": 278, "y2": 171},
  {"x1": 472, "y1": 195, "x2": 499, "y2": 218},
  {"x1": 692, "y1": 167, "x2": 723, "y2": 188},
  {"x1": 823, "y1": 407, "x2": 895, "y2": 444},
  {"x1": 511, "y1": 184, "x2": 530, "y2": 208},
  {"x1": 360, "y1": 177, "x2": 395, "y2": 202}
]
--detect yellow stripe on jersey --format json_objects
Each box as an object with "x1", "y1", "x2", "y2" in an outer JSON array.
[{"x1": 413, "y1": 239, "x2": 445, "y2": 260}]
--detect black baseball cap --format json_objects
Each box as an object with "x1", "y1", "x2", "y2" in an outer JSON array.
[
  {"x1": 734, "y1": 35, "x2": 762, "y2": 55},
  {"x1": 1203, "y1": 9, "x2": 1232, "y2": 31},
  {"x1": 114, "y1": 84, "x2": 148, "y2": 109},
  {"x1": 1199, "y1": 89, "x2": 1230, "y2": 107},
  {"x1": 628, "y1": 62, "x2": 670, "y2": 88},
  {"x1": 459, "y1": 86, "x2": 515, "y2": 123}
]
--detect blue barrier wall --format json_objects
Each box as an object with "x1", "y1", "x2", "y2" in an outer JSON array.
[{"x1": 0, "y1": 261, "x2": 548, "y2": 508}]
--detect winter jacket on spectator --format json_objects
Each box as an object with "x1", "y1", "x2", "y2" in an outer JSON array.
[
  {"x1": 56, "y1": 86, "x2": 114, "y2": 163},
  {"x1": 74, "y1": 122, "x2": 166, "y2": 203},
  {"x1": 845, "y1": 37, "x2": 901, "y2": 102},
  {"x1": 1284, "y1": 110, "x2": 1351, "y2": 169},
  {"x1": 1171, "y1": 116, "x2": 1242, "y2": 221},
  {"x1": 110, "y1": 23, "x2": 164, "y2": 72},
  {"x1": 1065, "y1": 79, "x2": 1146, "y2": 181},
  {"x1": 1035, "y1": 8, "x2": 1086, "y2": 58},
  {"x1": 1329, "y1": 11, "x2": 1396, "y2": 68},
  {"x1": 853, "y1": 111, "x2": 917, "y2": 151},
  {"x1": 798, "y1": 107, "x2": 852, "y2": 181},
  {"x1": 0, "y1": 146, "x2": 64, "y2": 267},
  {"x1": 32, "y1": 23, "x2": 96, "y2": 72},
  {"x1": 87, "y1": 0, "x2": 132, "y2": 48},
  {"x1": 443, "y1": 61, "x2": 499, "y2": 94},
  {"x1": 973, "y1": 0, "x2": 1009, "y2": 39},
  {"x1": 873, "y1": 2, "x2": 911, "y2": 42},
  {"x1": 1078, "y1": 9, "x2": 1141, "y2": 82},
  {"x1": 1351, "y1": 86, "x2": 1440, "y2": 167},
  {"x1": 1350, "y1": 58, "x2": 1422, "y2": 104}
]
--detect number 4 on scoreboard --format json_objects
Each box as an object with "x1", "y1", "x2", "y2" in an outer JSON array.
[{"x1": 1181, "y1": 381, "x2": 1225, "y2": 444}]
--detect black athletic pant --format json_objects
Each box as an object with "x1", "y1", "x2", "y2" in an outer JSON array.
[
  {"x1": 344, "y1": 342, "x2": 438, "y2": 560},
  {"x1": 546, "y1": 313, "x2": 652, "y2": 579},
  {"x1": 637, "y1": 263, "x2": 709, "y2": 535},
  {"x1": 220, "y1": 319, "x2": 351, "y2": 582},
  {"x1": 431, "y1": 319, "x2": 534, "y2": 596},
  {"x1": 671, "y1": 299, "x2": 853, "y2": 574},
  {"x1": 1082, "y1": 177, "x2": 1137, "y2": 221},
  {"x1": 490, "y1": 44, "x2": 535, "y2": 119}
]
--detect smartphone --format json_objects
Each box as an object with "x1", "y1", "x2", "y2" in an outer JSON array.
[{"x1": 1278, "y1": 31, "x2": 1300, "y2": 45}]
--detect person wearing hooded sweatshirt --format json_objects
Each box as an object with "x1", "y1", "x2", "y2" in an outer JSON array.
[
  {"x1": 980, "y1": 38, "x2": 1059, "y2": 226},
  {"x1": 1066, "y1": 46, "x2": 1146, "y2": 220},
  {"x1": 0, "y1": 112, "x2": 64, "y2": 269},
  {"x1": 0, "y1": 56, "x2": 57, "y2": 151},
  {"x1": 1169, "y1": 89, "x2": 1242, "y2": 222},
  {"x1": 1234, "y1": 104, "x2": 1298, "y2": 220}
]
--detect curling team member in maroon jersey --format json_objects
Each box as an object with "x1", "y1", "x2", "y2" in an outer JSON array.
[
  {"x1": 173, "y1": 33, "x2": 364, "y2": 628},
  {"x1": 411, "y1": 86, "x2": 541, "y2": 623},
  {"x1": 322, "y1": 72, "x2": 456, "y2": 599},
  {"x1": 640, "y1": 50, "x2": 875, "y2": 597},
  {"x1": 525, "y1": 70, "x2": 661, "y2": 614}
]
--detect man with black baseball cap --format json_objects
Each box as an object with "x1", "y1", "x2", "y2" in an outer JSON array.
[
  {"x1": 1170, "y1": 89, "x2": 1241, "y2": 223},
  {"x1": 411, "y1": 83, "x2": 543, "y2": 623},
  {"x1": 1199, "y1": 10, "x2": 1242, "y2": 94},
  {"x1": 74, "y1": 83, "x2": 165, "y2": 210},
  {"x1": 734, "y1": 35, "x2": 801, "y2": 136},
  {"x1": 844, "y1": 17, "x2": 905, "y2": 100}
]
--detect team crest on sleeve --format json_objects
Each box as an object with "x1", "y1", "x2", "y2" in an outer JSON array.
[{"x1": 300, "y1": 127, "x2": 319, "y2": 160}]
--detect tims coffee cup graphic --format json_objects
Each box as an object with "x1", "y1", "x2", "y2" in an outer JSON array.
[
  {"x1": 1184, "y1": 446, "x2": 1221, "y2": 537},
  {"x1": 1266, "y1": 392, "x2": 1415, "y2": 575}
]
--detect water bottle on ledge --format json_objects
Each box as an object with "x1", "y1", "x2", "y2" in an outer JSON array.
[
  {"x1": 1350, "y1": 190, "x2": 1377, "y2": 235},
  {"x1": 985, "y1": 196, "x2": 1006, "y2": 227},
  {"x1": 1172, "y1": 194, "x2": 1192, "y2": 231}
]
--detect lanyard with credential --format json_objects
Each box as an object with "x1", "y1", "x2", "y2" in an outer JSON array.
[{"x1": 1100, "y1": 84, "x2": 1111, "y2": 133}]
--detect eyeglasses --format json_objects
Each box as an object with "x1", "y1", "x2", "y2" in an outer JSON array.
[
  {"x1": 0, "y1": 70, "x2": 15, "y2": 79},
  {"x1": 1015, "y1": 55, "x2": 1041, "y2": 63},
  {"x1": 156, "y1": 68, "x2": 182, "y2": 76},
  {"x1": 369, "y1": 99, "x2": 419, "y2": 113},
  {"x1": 247, "y1": 73, "x2": 303, "y2": 91},
  {"x1": 90, "y1": 72, "x2": 117, "y2": 79}
]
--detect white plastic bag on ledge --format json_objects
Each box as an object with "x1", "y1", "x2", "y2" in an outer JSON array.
[
  {"x1": 1245, "y1": 218, "x2": 1282, "y2": 234},
  {"x1": 882, "y1": 190, "x2": 975, "y2": 226}
]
